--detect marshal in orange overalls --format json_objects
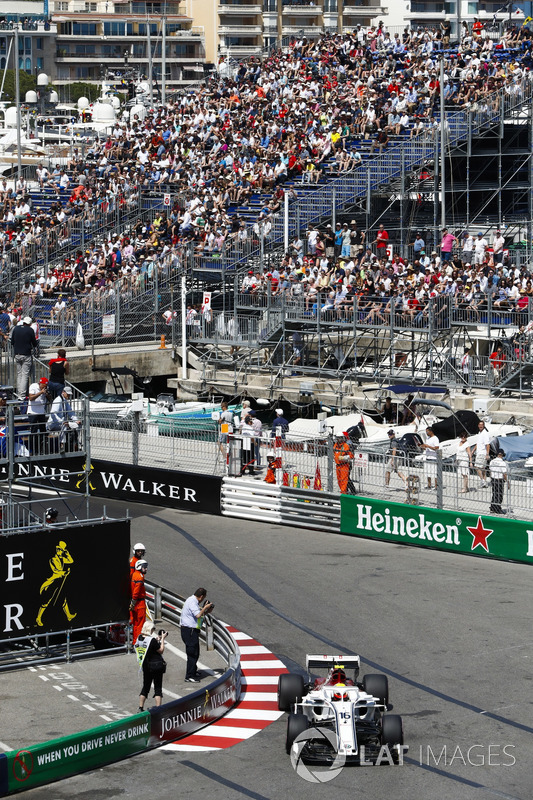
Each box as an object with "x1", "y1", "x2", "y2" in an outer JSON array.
[
  {"x1": 130, "y1": 568, "x2": 146, "y2": 645},
  {"x1": 334, "y1": 438, "x2": 354, "y2": 494}
]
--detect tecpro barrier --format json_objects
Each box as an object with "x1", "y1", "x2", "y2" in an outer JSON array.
[
  {"x1": 341, "y1": 496, "x2": 533, "y2": 565},
  {"x1": 14, "y1": 458, "x2": 222, "y2": 516}
]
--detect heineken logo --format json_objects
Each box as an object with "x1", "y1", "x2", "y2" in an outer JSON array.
[
  {"x1": 466, "y1": 517, "x2": 493, "y2": 553},
  {"x1": 356, "y1": 504, "x2": 460, "y2": 547},
  {"x1": 341, "y1": 497, "x2": 533, "y2": 565}
]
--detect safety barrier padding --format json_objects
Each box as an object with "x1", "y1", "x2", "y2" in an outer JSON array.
[{"x1": 221, "y1": 477, "x2": 340, "y2": 533}]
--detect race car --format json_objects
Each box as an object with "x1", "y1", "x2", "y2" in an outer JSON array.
[{"x1": 278, "y1": 654, "x2": 406, "y2": 764}]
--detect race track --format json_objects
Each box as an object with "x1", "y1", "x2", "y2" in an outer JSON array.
[{"x1": 20, "y1": 503, "x2": 533, "y2": 800}]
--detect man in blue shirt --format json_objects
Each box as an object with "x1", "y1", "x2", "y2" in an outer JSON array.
[{"x1": 180, "y1": 588, "x2": 214, "y2": 682}]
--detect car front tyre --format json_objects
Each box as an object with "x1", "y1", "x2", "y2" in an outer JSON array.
[
  {"x1": 286, "y1": 712, "x2": 309, "y2": 754},
  {"x1": 362, "y1": 673, "x2": 389, "y2": 707},
  {"x1": 278, "y1": 673, "x2": 305, "y2": 712}
]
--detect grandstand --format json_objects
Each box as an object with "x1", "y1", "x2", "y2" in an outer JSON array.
[{"x1": 2, "y1": 24, "x2": 533, "y2": 398}]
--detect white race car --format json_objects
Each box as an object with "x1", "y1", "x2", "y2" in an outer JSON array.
[{"x1": 278, "y1": 654, "x2": 406, "y2": 764}]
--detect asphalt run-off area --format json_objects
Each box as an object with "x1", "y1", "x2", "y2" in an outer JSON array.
[{"x1": 5, "y1": 498, "x2": 532, "y2": 800}]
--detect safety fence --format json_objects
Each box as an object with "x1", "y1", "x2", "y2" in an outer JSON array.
[
  {"x1": 0, "y1": 189, "x2": 163, "y2": 291},
  {"x1": 0, "y1": 581, "x2": 241, "y2": 796},
  {"x1": 18, "y1": 255, "x2": 184, "y2": 349},
  {"x1": 86, "y1": 415, "x2": 533, "y2": 523}
]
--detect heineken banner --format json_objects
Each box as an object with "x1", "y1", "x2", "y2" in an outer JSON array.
[
  {"x1": 7, "y1": 458, "x2": 222, "y2": 516},
  {"x1": 341, "y1": 496, "x2": 533, "y2": 564},
  {"x1": 3, "y1": 714, "x2": 149, "y2": 794}
]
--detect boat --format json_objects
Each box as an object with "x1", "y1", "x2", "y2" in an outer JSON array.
[{"x1": 116, "y1": 395, "x2": 242, "y2": 435}]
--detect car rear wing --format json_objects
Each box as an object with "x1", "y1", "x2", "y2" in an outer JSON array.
[{"x1": 306, "y1": 654, "x2": 361, "y2": 672}]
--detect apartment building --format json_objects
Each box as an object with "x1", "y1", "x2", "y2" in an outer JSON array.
[
  {"x1": 0, "y1": 2, "x2": 56, "y2": 77},
  {"x1": 52, "y1": 0, "x2": 206, "y2": 87},
  {"x1": 387, "y1": 0, "x2": 527, "y2": 35},
  {"x1": 182, "y1": 0, "x2": 388, "y2": 64}
]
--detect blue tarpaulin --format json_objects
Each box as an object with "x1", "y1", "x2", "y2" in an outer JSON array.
[
  {"x1": 494, "y1": 432, "x2": 533, "y2": 462},
  {"x1": 383, "y1": 385, "x2": 447, "y2": 395}
]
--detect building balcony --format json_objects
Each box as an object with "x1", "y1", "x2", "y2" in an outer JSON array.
[
  {"x1": 221, "y1": 44, "x2": 263, "y2": 54},
  {"x1": 343, "y1": 4, "x2": 387, "y2": 15},
  {"x1": 56, "y1": 27, "x2": 204, "y2": 39},
  {"x1": 218, "y1": 3, "x2": 262, "y2": 13},
  {"x1": 218, "y1": 25, "x2": 262, "y2": 34},
  {"x1": 56, "y1": 53, "x2": 205, "y2": 61},
  {"x1": 404, "y1": 9, "x2": 445, "y2": 18},
  {"x1": 281, "y1": 24, "x2": 323, "y2": 34},
  {"x1": 282, "y1": 4, "x2": 322, "y2": 14}
]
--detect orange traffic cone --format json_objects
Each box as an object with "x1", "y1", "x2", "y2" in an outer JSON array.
[{"x1": 159, "y1": 334, "x2": 166, "y2": 349}]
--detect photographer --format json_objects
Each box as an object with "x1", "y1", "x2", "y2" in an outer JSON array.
[
  {"x1": 27, "y1": 377, "x2": 50, "y2": 454},
  {"x1": 180, "y1": 588, "x2": 214, "y2": 683},
  {"x1": 136, "y1": 623, "x2": 167, "y2": 711}
]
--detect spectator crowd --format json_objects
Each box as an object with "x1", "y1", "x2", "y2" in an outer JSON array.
[{"x1": 1, "y1": 20, "x2": 533, "y2": 340}]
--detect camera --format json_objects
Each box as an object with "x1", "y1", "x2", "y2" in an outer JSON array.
[
  {"x1": 205, "y1": 600, "x2": 215, "y2": 612},
  {"x1": 158, "y1": 629, "x2": 167, "y2": 637}
]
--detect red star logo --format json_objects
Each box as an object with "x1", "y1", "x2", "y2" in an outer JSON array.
[{"x1": 466, "y1": 516, "x2": 494, "y2": 553}]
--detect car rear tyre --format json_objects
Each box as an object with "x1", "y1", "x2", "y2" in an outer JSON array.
[
  {"x1": 381, "y1": 714, "x2": 403, "y2": 748},
  {"x1": 286, "y1": 713, "x2": 309, "y2": 754},
  {"x1": 362, "y1": 674, "x2": 389, "y2": 707},
  {"x1": 278, "y1": 673, "x2": 305, "y2": 712}
]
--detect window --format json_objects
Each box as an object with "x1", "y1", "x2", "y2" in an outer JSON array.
[
  {"x1": 467, "y1": 1, "x2": 478, "y2": 11},
  {"x1": 263, "y1": 0, "x2": 277, "y2": 10},
  {"x1": 54, "y1": 1, "x2": 69, "y2": 9},
  {"x1": 72, "y1": 23, "x2": 97, "y2": 35},
  {"x1": 323, "y1": 0, "x2": 337, "y2": 10},
  {"x1": 36, "y1": 37, "x2": 43, "y2": 50},
  {"x1": 104, "y1": 22, "x2": 126, "y2": 36},
  {"x1": 75, "y1": 43, "x2": 96, "y2": 54},
  {"x1": 36, "y1": 57, "x2": 44, "y2": 69},
  {"x1": 24, "y1": 57, "x2": 31, "y2": 72},
  {"x1": 138, "y1": 23, "x2": 158, "y2": 35},
  {"x1": 85, "y1": 2, "x2": 97, "y2": 9}
]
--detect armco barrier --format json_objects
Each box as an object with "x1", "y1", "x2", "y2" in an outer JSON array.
[
  {"x1": 341, "y1": 496, "x2": 533, "y2": 565},
  {"x1": 0, "y1": 584, "x2": 241, "y2": 796},
  {"x1": 221, "y1": 477, "x2": 340, "y2": 533}
]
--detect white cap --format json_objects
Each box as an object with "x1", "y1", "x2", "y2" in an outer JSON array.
[
  {"x1": 275, "y1": 408, "x2": 283, "y2": 415},
  {"x1": 23, "y1": 316, "x2": 33, "y2": 325}
]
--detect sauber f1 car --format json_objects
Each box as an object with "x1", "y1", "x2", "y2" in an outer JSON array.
[{"x1": 278, "y1": 654, "x2": 407, "y2": 764}]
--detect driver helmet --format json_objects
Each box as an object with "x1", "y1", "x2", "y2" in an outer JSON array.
[
  {"x1": 332, "y1": 689, "x2": 349, "y2": 702},
  {"x1": 331, "y1": 668, "x2": 347, "y2": 684},
  {"x1": 133, "y1": 542, "x2": 146, "y2": 553},
  {"x1": 135, "y1": 559, "x2": 148, "y2": 571}
]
